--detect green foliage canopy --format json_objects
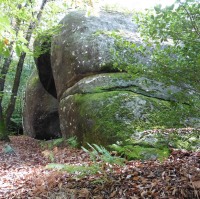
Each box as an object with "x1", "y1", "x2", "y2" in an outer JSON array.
[
  {"x1": 112, "y1": 0, "x2": 200, "y2": 90},
  {"x1": 135, "y1": 0, "x2": 200, "y2": 69}
]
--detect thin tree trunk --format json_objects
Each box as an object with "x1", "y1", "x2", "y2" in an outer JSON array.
[
  {"x1": 0, "y1": 52, "x2": 13, "y2": 107},
  {"x1": 5, "y1": 0, "x2": 48, "y2": 127},
  {"x1": 0, "y1": 55, "x2": 13, "y2": 140},
  {"x1": 0, "y1": 3, "x2": 27, "y2": 140},
  {"x1": 0, "y1": 103, "x2": 10, "y2": 141},
  {"x1": 0, "y1": 3, "x2": 25, "y2": 106},
  {"x1": 5, "y1": 52, "x2": 26, "y2": 126},
  {"x1": 0, "y1": 28, "x2": 21, "y2": 141}
]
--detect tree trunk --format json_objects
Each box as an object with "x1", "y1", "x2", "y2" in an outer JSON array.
[
  {"x1": 0, "y1": 3, "x2": 25, "y2": 106},
  {"x1": 5, "y1": 0, "x2": 48, "y2": 127},
  {"x1": 0, "y1": 103, "x2": 10, "y2": 141},
  {"x1": 5, "y1": 52, "x2": 26, "y2": 127},
  {"x1": 0, "y1": 54, "x2": 13, "y2": 117},
  {"x1": 0, "y1": 3, "x2": 27, "y2": 140},
  {"x1": 0, "y1": 56, "x2": 14, "y2": 141}
]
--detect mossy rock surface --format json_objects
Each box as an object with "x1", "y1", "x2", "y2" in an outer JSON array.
[
  {"x1": 110, "y1": 128, "x2": 200, "y2": 160},
  {"x1": 60, "y1": 88, "x2": 199, "y2": 146},
  {"x1": 59, "y1": 71, "x2": 200, "y2": 160},
  {"x1": 62, "y1": 73, "x2": 198, "y2": 104}
]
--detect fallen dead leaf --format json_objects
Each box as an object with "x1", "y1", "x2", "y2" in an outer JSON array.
[
  {"x1": 192, "y1": 181, "x2": 200, "y2": 189},
  {"x1": 78, "y1": 188, "x2": 90, "y2": 198}
]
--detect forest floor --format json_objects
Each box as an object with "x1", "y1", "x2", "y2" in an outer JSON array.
[{"x1": 0, "y1": 135, "x2": 199, "y2": 199}]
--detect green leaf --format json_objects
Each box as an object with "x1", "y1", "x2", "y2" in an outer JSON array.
[
  {"x1": 15, "y1": 44, "x2": 21, "y2": 57},
  {"x1": 0, "y1": 16, "x2": 10, "y2": 27},
  {"x1": 154, "y1": 4, "x2": 162, "y2": 13}
]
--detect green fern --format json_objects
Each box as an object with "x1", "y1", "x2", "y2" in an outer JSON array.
[
  {"x1": 40, "y1": 136, "x2": 78, "y2": 150},
  {"x1": 67, "y1": 136, "x2": 78, "y2": 148},
  {"x1": 82, "y1": 143, "x2": 125, "y2": 165}
]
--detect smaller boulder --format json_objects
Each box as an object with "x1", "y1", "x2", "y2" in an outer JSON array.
[
  {"x1": 23, "y1": 70, "x2": 61, "y2": 140},
  {"x1": 3, "y1": 144, "x2": 16, "y2": 154}
]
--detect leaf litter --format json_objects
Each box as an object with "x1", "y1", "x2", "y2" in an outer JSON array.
[{"x1": 0, "y1": 134, "x2": 199, "y2": 199}]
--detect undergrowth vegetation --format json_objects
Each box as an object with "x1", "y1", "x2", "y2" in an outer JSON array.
[
  {"x1": 39, "y1": 136, "x2": 78, "y2": 150},
  {"x1": 45, "y1": 142, "x2": 125, "y2": 178},
  {"x1": 81, "y1": 143, "x2": 125, "y2": 165}
]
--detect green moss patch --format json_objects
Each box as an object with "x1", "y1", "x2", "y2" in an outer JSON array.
[
  {"x1": 72, "y1": 90, "x2": 200, "y2": 147},
  {"x1": 45, "y1": 163, "x2": 100, "y2": 177}
]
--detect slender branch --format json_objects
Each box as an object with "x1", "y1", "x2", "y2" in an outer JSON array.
[{"x1": 181, "y1": 4, "x2": 200, "y2": 37}]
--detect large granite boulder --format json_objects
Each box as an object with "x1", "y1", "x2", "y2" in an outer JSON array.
[
  {"x1": 31, "y1": 10, "x2": 200, "y2": 150},
  {"x1": 23, "y1": 71, "x2": 61, "y2": 140},
  {"x1": 51, "y1": 11, "x2": 140, "y2": 99}
]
